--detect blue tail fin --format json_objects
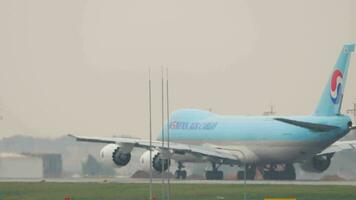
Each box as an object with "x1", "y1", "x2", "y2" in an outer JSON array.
[{"x1": 315, "y1": 44, "x2": 355, "y2": 116}]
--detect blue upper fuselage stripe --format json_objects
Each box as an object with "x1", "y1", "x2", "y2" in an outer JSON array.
[{"x1": 156, "y1": 109, "x2": 351, "y2": 142}]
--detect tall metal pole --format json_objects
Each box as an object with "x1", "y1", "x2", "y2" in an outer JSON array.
[
  {"x1": 161, "y1": 67, "x2": 165, "y2": 200},
  {"x1": 244, "y1": 163, "x2": 247, "y2": 200},
  {"x1": 166, "y1": 68, "x2": 171, "y2": 200},
  {"x1": 234, "y1": 149, "x2": 247, "y2": 200},
  {"x1": 354, "y1": 103, "x2": 356, "y2": 124},
  {"x1": 148, "y1": 69, "x2": 153, "y2": 200}
]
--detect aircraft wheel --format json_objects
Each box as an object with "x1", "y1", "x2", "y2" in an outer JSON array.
[
  {"x1": 237, "y1": 164, "x2": 256, "y2": 180},
  {"x1": 175, "y1": 170, "x2": 187, "y2": 179},
  {"x1": 263, "y1": 170, "x2": 277, "y2": 180},
  {"x1": 205, "y1": 170, "x2": 223, "y2": 180},
  {"x1": 283, "y1": 164, "x2": 296, "y2": 180},
  {"x1": 175, "y1": 170, "x2": 180, "y2": 179},
  {"x1": 246, "y1": 164, "x2": 256, "y2": 180},
  {"x1": 237, "y1": 171, "x2": 244, "y2": 180},
  {"x1": 181, "y1": 170, "x2": 187, "y2": 179},
  {"x1": 217, "y1": 171, "x2": 223, "y2": 180},
  {"x1": 262, "y1": 164, "x2": 296, "y2": 180}
]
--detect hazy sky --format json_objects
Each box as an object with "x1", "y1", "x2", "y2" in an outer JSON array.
[{"x1": 0, "y1": 0, "x2": 355, "y2": 138}]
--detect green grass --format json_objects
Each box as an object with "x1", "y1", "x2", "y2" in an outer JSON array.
[{"x1": 0, "y1": 182, "x2": 355, "y2": 200}]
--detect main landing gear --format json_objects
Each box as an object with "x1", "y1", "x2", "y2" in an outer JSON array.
[
  {"x1": 205, "y1": 162, "x2": 224, "y2": 180},
  {"x1": 175, "y1": 162, "x2": 187, "y2": 179},
  {"x1": 262, "y1": 163, "x2": 296, "y2": 180},
  {"x1": 237, "y1": 164, "x2": 256, "y2": 180}
]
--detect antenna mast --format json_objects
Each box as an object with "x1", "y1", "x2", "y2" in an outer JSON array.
[
  {"x1": 148, "y1": 69, "x2": 153, "y2": 200},
  {"x1": 161, "y1": 67, "x2": 165, "y2": 200},
  {"x1": 166, "y1": 68, "x2": 171, "y2": 200}
]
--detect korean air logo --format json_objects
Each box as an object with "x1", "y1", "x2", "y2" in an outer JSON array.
[{"x1": 330, "y1": 69, "x2": 343, "y2": 104}]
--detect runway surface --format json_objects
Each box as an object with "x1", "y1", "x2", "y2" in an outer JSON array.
[{"x1": 1, "y1": 177, "x2": 356, "y2": 186}]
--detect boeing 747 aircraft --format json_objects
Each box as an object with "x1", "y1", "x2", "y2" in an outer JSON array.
[{"x1": 70, "y1": 44, "x2": 356, "y2": 180}]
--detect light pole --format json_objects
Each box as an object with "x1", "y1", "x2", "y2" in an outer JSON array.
[
  {"x1": 244, "y1": 162, "x2": 247, "y2": 200},
  {"x1": 148, "y1": 69, "x2": 153, "y2": 200},
  {"x1": 263, "y1": 105, "x2": 276, "y2": 116},
  {"x1": 166, "y1": 68, "x2": 171, "y2": 200},
  {"x1": 161, "y1": 67, "x2": 165, "y2": 200},
  {"x1": 232, "y1": 149, "x2": 247, "y2": 200}
]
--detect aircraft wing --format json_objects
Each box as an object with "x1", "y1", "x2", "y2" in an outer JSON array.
[
  {"x1": 68, "y1": 134, "x2": 241, "y2": 164},
  {"x1": 318, "y1": 140, "x2": 356, "y2": 155}
]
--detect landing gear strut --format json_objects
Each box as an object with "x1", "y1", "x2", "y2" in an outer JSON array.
[
  {"x1": 262, "y1": 163, "x2": 296, "y2": 180},
  {"x1": 205, "y1": 162, "x2": 224, "y2": 180},
  {"x1": 175, "y1": 162, "x2": 187, "y2": 179},
  {"x1": 237, "y1": 164, "x2": 256, "y2": 180}
]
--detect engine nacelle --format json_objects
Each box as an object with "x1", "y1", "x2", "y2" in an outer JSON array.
[
  {"x1": 140, "y1": 150, "x2": 170, "y2": 172},
  {"x1": 300, "y1": 154, "x2": 332, "y2": 173},
  {"x1": 99, "y1": 144, "x2": 131, "y2": 167}
]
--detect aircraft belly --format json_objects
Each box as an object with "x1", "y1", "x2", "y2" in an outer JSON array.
[
  {"x1": 170, "y1": 140, "x2": 326, "y2": 164},
  {"x1": 250, "y1": 142, "x2": 315, "y2": 163},
  {"x1": 236, "y1": 140, "x2": 326, "y2": 163}
]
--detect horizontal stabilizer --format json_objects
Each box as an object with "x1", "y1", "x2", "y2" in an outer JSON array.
[
  {"x1": 274, "y1": 118, "x2": 339, "y2": 132},
  {"x1": 319, "y1": 140, "x2": 356, "y2": 155}
]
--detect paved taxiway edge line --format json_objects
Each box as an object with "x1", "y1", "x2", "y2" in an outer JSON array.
[{"x1": 1, "y1": 178, "x2": 356, "y2": 186}]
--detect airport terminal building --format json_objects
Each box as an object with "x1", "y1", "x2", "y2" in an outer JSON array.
[{"x1": 0, "y1": 153, "x2": 62, "y2": 178}]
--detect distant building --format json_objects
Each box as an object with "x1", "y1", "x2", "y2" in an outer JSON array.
[
  {"x1": 41, "y1": 154, "x2": 63, "y2": 178},
  {"x1": 0, "y1": 153, "x2": 43, "y2": 178},
  {"x1": 23, "y1": 153, "x2": 63, "y2": 178},
  {"x1": 0, "y1": 153, "x2": 63, "y2": 178}
]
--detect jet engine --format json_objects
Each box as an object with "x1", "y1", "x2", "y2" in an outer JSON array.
[
  {"x1": 140, "y1": 150, "x2": 170, "y2": 172},
  {"x1": 300, "y1": 154, "x2": 333, "y2": 173},
  {"x1": 99, "y1": 144, "x2": 131, "y2": 167}
]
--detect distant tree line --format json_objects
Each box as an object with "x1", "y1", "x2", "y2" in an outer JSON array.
[{"x1": 81, "y1": 154, "x2": 116, "y2": 177}]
